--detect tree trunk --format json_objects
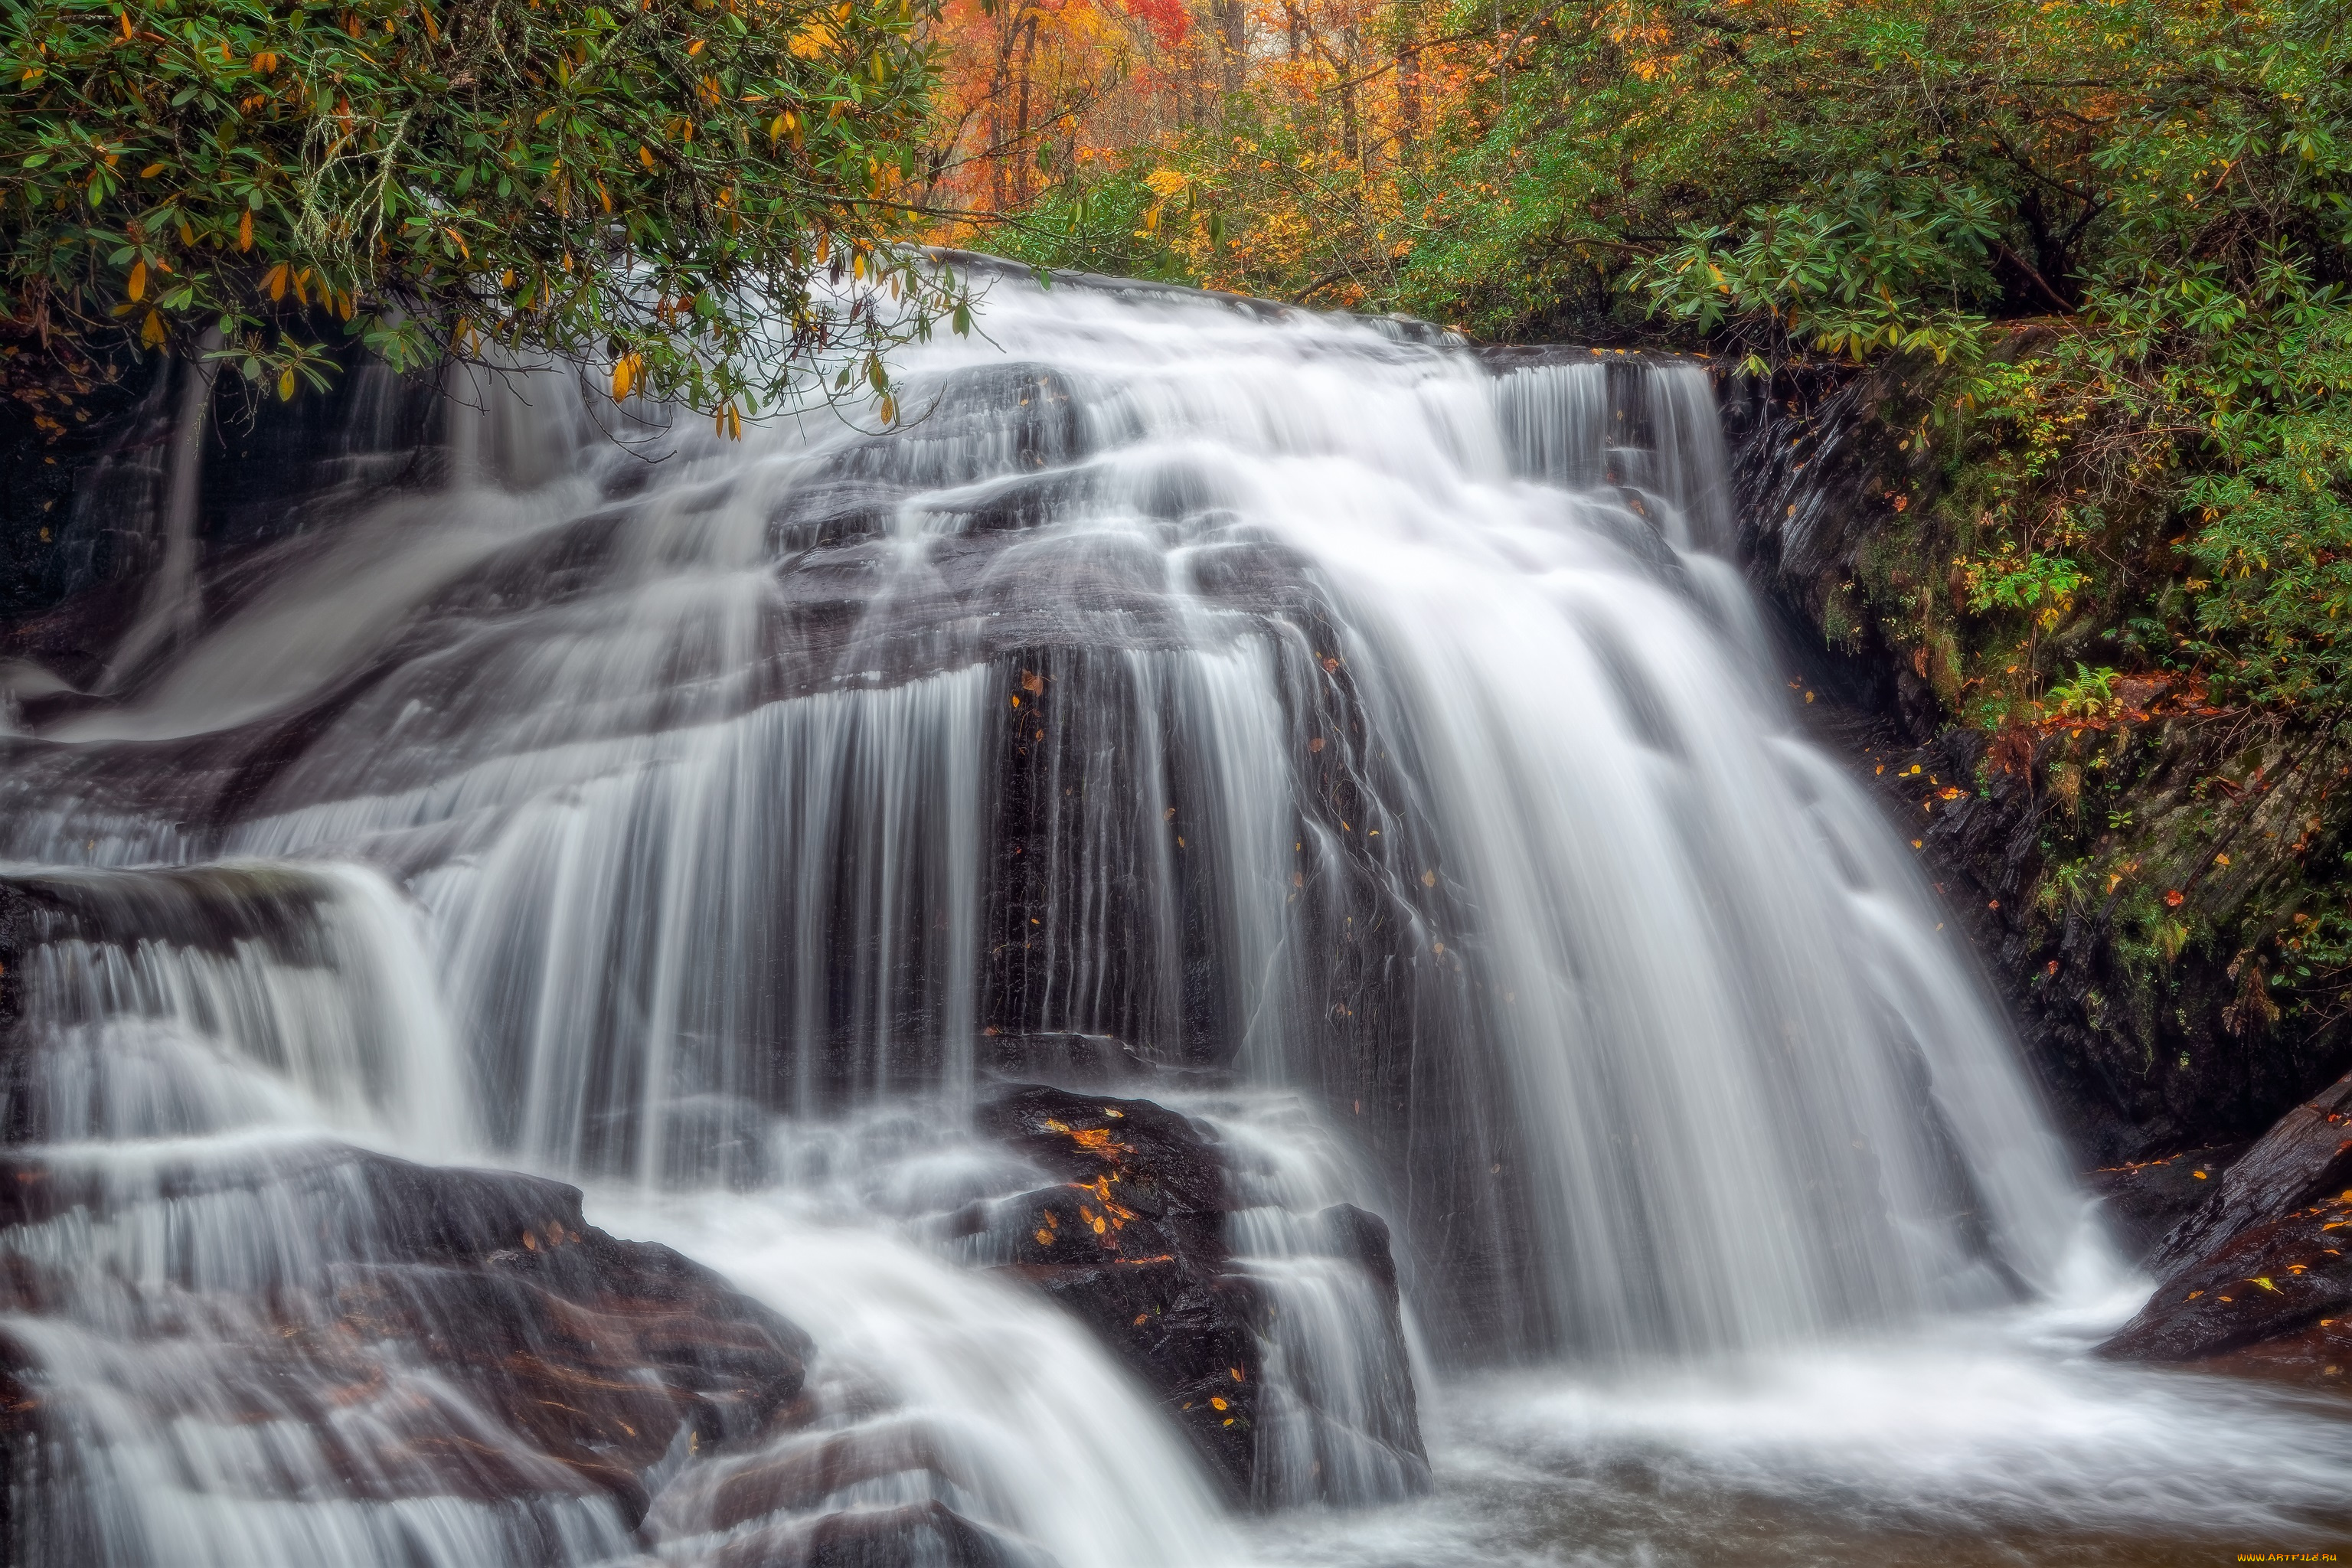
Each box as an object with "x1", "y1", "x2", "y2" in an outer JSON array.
[{"x1": 1217, "y1": 0, "x2": 1246, "y2": 96}]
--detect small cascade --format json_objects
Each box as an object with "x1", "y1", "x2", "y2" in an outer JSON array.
[
  {"x1": 5, "y1": 862, "x2": 472, "y2": 1152},
  {"x1": 622, "y1": 1111, "x2": 1247, "y2": 1568},
  {"x1": 1196, "y1": 1096, "x2": 1431, "y2": 1508},
  {"x1": 1488, "y1": 356, "x2": 1733, "y2": 551},
  {"x1": 103, "y1": 338, "x2": 218, "y2": 689}
]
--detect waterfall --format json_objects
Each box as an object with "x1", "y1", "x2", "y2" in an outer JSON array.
[
  {"x1": 6, "y1": 270, "x2": 2339, "y2": 1566},
  {"x1": 102, "y1": 338, "x2": 217, "y2": 689}
]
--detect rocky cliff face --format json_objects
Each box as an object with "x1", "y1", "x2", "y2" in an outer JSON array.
[{"x1": 1726, "y1": 366, "x2": 2352, "y2": 1174}]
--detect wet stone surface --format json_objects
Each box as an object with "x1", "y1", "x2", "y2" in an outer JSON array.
[
  {"x1": 2099, "y1": 1067, "x2": 2352, "y2": 1386},
  {"x1": 975, "y1": 1084, "x2": 1269, "y2": 1499},
  {"x1": 969, "y1": 1083, "x2": 1426, "y2": 1504},
  {"x1": 2082, "y1": 1146, "x2": 2244, "y2": 1263},
  {"x1": 0, "y1": 1142, "x2": 812, "y2": 1534}
]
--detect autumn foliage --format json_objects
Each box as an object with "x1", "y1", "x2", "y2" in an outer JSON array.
[
  {"x1": 913, "y1": 0, "x2": 1479, "y2": 301},
  {"x1": 2, "y1": 0, "x2": 954, "y2": 418}
]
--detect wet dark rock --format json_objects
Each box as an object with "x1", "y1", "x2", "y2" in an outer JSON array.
[
  {"x1": 2083, "y1": 1146, "x2": 2243, "y2": 1263},
  {"x1": 979, "y1": 1084, "x2": 1230, "y2": 1210},
  {"x1": 2098, "y1": 1068, "x2": 2352, "y2": 1380},
  {"x1": 0, "y1": 338, "x2": 158, "y2": 625},
  {"x1": 977, "y1": 1085, "x2": 1264, "y2": 1498},
  {"x1": 2184, "y1": 1312, "x2": 2352, "y2": 1390},
  {"x1": 707, "y1": 1498, "x2": 1023, "y2": 1568},
  {"x1": 0, "y1": 879, "x2": 37, "y2": 1033},
  {"x1": 972, "y1": 1084, "x2": 1426, "y2": 1506},
  {"x1": 0, "y1": 1142, "x2": 811, "y2": 1527},
  {"x1": 2151, "y1": 1068, "x2": 2352, "y2": 1274},
  {"x1": 2095, "y1": 1198, "x2": 2352, "y2": 1370},
  {"x1": 3, "y1": 345, "x2": 442, "y2": 633},
  {"x1": 979, "y1": 1030, "x2": 1160, "y2": 1087}
]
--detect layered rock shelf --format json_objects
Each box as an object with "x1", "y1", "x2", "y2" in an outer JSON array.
[
  {"x1": 0, "y1": 1142, "x2": 814, "y2": 1547},
  {"x1": 2099, "y1": 1067, "x2": 2352, "y2": 1387}
]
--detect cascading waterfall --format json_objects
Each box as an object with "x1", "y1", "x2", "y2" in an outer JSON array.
[{"x1": 3, "y1": 270, "x2": 2347, "y2": 1566}]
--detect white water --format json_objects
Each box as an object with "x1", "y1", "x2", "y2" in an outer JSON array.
[{"x1": 2, "y1": 272, "x2": 2347, "y2": 1563}]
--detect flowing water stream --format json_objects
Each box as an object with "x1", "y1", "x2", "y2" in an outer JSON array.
[{"x1": 2, "y1": 271, "x2": 2348, "y2": 1564}]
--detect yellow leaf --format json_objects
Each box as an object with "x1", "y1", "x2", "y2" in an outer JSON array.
[
  {"x1": 687, "y1": 36, "x2": 704, "y2": 54},
  {"x1": 264, "y1": 263, "x2": 288, "y2": 300},
  {"x1": 139, "y1": 162, "x2": 164, "y2": 178},
  {"x1": 126, "y1": 260, "x2": 145, "y2": 301},
  {"x1": 238, "y1": 208, "x2": 253, "y2": 251},
  {"x1": 610, "y1": 352, "x2": 642, "y2": 401},
  {"x1": 139, "y1": 309, "x2": 166, "y2": 347},
  {"x1": 277, "y1": 366, "x2": 295, "y2": 400}
]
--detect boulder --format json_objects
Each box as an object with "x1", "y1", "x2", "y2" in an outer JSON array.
[
  {"x1": 2097, "y1": 1067, "x2": 2352, "y2": 1384},
  {"x1": 0, "y1": 1142, "x2": 812, "y2": 1530},
  {"x1": 975, "y1": 1086, "x2": 1266, "y2": 1498},
  {"x1": 2148, "y1": 1068, "x2": 2352, "y2": 1275},
  {"x1": 971, "y1": 1084, "x2": 1426, "y2": 1505}
]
